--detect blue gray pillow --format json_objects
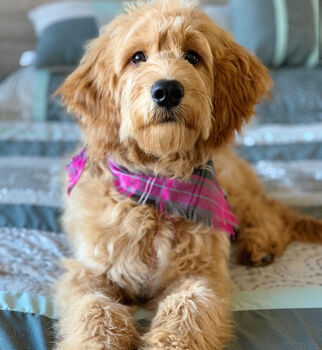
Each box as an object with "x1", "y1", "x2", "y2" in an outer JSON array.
[
  {"x1": 28, "y1": 1, "x2": 123, "y2": 69},
  {"x1": 230, "y1": 0, "x2": 320, "y2": 67},
  {"x1": 256, "y1": 67, "x2": 322, "y2": 124},
  {"x1": 34, "y1": 18, "x2": 98, "y2": 68}
]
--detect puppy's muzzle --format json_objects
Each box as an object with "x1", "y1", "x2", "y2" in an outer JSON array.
[{"x1": 151, "y1": 79, "x2": 184, "y2": 109}]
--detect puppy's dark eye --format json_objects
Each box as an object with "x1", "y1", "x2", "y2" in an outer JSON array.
[
  {"x1": 184, "y1": 50, "x2": 200, "y2": 65},
  {"x1": 131, "y1": 51, "x2": 146, "y2": 64}
]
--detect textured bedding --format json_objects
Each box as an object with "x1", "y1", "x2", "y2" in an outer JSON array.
[{"x1": 1, "y1": 70, "x2": 322, "y2": 349}]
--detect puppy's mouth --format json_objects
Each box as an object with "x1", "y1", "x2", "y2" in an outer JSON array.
[
  {"x1": 160, "y1": 115, "x2": 177, "y2": 123},
  {"x1": 151, "y1": 107, "x2": 185, "y2": 125}
]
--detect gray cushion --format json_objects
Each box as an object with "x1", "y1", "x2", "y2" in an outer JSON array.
[
  {"x1": 28, "y1": 1, "x2": 123, "y2": 69},
  {"x1": 256, "y1": 68, "x2": 322, "y2": 123},
  {"x1": 35, "y1": 17, "x2": 98, "y2": 68},
  {"x1": 230, "y1": 0, "x2": 320, "y2": 67}
]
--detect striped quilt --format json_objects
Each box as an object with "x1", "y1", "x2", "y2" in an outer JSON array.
[{"x1": 0, "y1": 67, "x2": 322, "y2": 349}]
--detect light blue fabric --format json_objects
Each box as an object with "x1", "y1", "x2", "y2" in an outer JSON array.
[
  {"x1": 272, "y1": 0, "x2": 288, "y2": 67},
  {"x1": 92, "y1": 1, "x2": 123, "y2": 15},
  {"x1": 230, "y1": 0, "x2": 319, "y2": 67},
  {"x1": 237, "y1": 142, "x2": 322, "y2": 163},
  {"x1": 0, "y1": 204, "x2": 62, "y2": 232},
  {"x1": 305, "y1": 0, "x2": 319, "y2": 67},
  {"x1": 32, "y1": 69, "x2": 50, "y2": 121},
  {"x1": 0, "y1": 292, "x2": 57, "y2": 319},
  {"x1": 0, "y1": 140, "x2": 77, "y2": 156},
  {"x1": 230, "y1": 0, "x2": 276, "y2": 66},
  {"x1": 233, "y1": 287, "x2": 322, "y2": 311}
]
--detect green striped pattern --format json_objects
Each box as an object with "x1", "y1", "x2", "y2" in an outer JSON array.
[{"x1": 231, "y1": 0, "x2": 320, "y2": 67}]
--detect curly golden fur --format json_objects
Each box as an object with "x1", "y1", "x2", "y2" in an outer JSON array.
[{"x1": 55, "y1": 1, "x2": 322, "y2": 349}]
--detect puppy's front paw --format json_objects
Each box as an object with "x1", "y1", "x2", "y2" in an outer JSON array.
[
  {"x1": 56, "y1": 295, "x2": 140, "y2": 350},
  {"x1": 141, "y1": 330, "x2": 189, "y2": 350}
]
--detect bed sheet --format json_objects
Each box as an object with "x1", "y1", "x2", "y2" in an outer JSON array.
[{"x1": 0, "y1": 117, "x2": 321, "y2": 349}]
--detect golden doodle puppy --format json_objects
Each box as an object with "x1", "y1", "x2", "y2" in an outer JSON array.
[{"x1": 55, "y1": 1, "x2": 322, "y2": 349}]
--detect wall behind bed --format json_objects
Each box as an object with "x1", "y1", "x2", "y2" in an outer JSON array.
[{"x1": 0, "y1": 0, "x2": 227, "y2": 81}]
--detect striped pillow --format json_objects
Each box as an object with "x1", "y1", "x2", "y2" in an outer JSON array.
[{"x1": 230, "y1": 0, "x2": 320, "y2": 67}]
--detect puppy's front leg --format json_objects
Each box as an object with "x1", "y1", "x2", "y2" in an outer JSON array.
[
  {"x1": 142, "y1": 275, "x2": 232, "y2": 350},
  {"x1": 55, "y1": 260, "x2": 139, "y2": 350}
]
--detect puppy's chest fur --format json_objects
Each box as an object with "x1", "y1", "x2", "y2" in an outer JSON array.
[
  {"x1": 64, "y1": 167, "x2": 222, "y2": 300},
  {"x1": 105, "y1": 202, "x2": 175, "y2": 299}
]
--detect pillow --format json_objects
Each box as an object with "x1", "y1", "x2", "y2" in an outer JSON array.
[
  {"x1": 256, "y1": 67, "x2": 322, "y2": 124},
  {"x1": 230, "y1": 0, "x2": 320, "y2": 67},
  {"x1": 28, "y1": 1, "x2": 123, "y2": 69},
  {"x1": 29, "y1": 1, "x2": 232, "y2": 69},
  {"x1": 202, "y1": 4, "x2": 232, "y2": 32}
]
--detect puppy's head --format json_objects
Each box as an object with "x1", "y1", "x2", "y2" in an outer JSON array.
[{"x1": 58, "y1": 0, "x2": 271, "y2": 162}]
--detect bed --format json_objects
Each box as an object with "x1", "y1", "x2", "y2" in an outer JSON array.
[{"x1": 0, "y1": 1, "x2": 321, "y2": 349}]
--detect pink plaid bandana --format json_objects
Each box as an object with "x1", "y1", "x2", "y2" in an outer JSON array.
[
  {"x1": 67, "y1": 149, "x2": 238, "y2": 235},
  {"x1": 67, "y1": 148, "x2": 87, "y2": 195}
]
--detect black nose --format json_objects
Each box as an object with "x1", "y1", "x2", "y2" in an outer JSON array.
[{"x1": 151, "y1": 80, "x2": 184, "y2": 109}]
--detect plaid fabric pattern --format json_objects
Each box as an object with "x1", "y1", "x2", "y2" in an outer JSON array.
[
  {"x1": 66, "y1": 149, "x2": 238, "y2": 235},
  {"x1": 108, "y1": 160, "x2": 238, "y2": 235},
  {"x1": 66, "y1": 148, "x2": 87, "y2": 195}
]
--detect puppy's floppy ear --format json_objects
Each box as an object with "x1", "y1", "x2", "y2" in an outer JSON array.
[
  {"x1": 56, "y1": 33, "x2": 120, "y2": 160},
  {"x1": 207, "y1": 27, "x2": 272, "y2": 147}
]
